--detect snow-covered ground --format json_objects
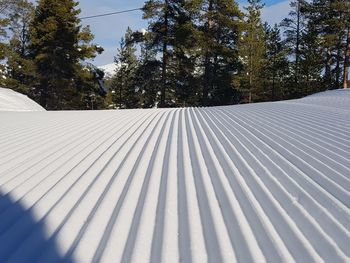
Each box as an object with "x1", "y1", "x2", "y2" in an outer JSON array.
[
  {"x1": 98, "y1": 63, "x2": 118, "y2": 78},
  {"x1": 0, "y1": 89, "x2": 349, "y2": 262},
  {"x1": 0, "y1": 88, "x2": 45, "y2": 111}
]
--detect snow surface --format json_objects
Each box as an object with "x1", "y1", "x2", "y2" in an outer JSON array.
[
  {"x1": 0, "y1": 89, "x2": 350, "y2": 262},
  {"x1": 0, "y1": 88, "x2": 45, "y2": 112},
  {"x1": 98, "y1": 63, "x2": 118, "y2": 78}
]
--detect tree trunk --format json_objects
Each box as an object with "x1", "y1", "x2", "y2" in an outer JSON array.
[
  {"x1": 249, "y1": 39, "x2": 253, "y2": 103},
  {"x1": 335, "y1": 44, "x2": 342, "y2": 89},
  {"x1": 306, "y1": 70, "x2": 310, "y2": 95},
  {"x1": 119, "y1": 78, "x2": 122, "y2": 108},
  {"x1": 272, "y1": 72, "x2": 276, "y2": 101},
  {"x1": 343, "y1": 25, "x2": 350, "y2": 89},
  {"x1": 335, "y1": 12, "x2": 344, "y2": 89},
  {"x1": 160, "y1": 0, "x2": 169, "y2": 108},
  {"x1": 249, "y1": 61, "x2": 252, "y2": 103},
  {"x1": 202, "y1": 0, "x2": 213, "y2": 106},
  {"x1": 271, "y1": 52, "x2": 276, "y2": 100},
  {"x1": 39, "y1": 78, "x2": 48, "y2": 109},
  {"x1": 203, "y1": 53, "x2": 210, "y2": 106},
  {"x1": 295, "y1": 0, "x2": 301, "y2": 89},
  {"x1": 325, "y1": 49, "x2": 332, "y2": 89}
]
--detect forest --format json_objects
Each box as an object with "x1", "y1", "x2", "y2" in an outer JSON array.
[{"x1": 0, "y1": 0, "x2": 349, "y2": 110}]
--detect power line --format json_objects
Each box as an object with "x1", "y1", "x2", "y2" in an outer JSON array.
[{"x1": 80, "y1": 8, "x2": 142, "y2": 20}]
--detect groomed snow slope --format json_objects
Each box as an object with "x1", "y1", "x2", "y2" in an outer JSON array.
[
  {"x1": 0, "y1": 90, "x2": 350, "y2": 263},
  {"x1": 0, "y1": 88, "x2": 45, "y2": 111}
]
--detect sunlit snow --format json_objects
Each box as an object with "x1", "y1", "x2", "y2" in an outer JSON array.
[{"x1": 0, "y1": 89, "x2": 349, "y2": 262}]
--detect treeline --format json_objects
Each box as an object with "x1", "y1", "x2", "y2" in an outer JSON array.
[
  {"x1": 110, "y1": 0, "x2": 350, "y2": 109},
  {"x1": 1, "y1": 0, "x2": 349, "y2": 110},
  {"x1": 0, "y1": 0, "x2": 104, "y2": 110}
]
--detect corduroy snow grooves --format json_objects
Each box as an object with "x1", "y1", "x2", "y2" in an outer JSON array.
[{"x1": 0, "y1": 89, "x2": 349, "y2": 262}]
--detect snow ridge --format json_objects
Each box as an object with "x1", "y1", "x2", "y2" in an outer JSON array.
[
  {"x1": 0, "y1": 90, "x2": 350, "y2": 262},
  {"x1": 0, "y1": 88, "x2": 45, "y2": 112},
  {"x1": 98, "y1": 63, "x2": 118, "y2": 78}
]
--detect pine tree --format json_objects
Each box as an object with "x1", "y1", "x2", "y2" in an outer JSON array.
[
  {"x1": 306, "y1": 0, "x2": 350, "y2": 89},
  {"x1": 0, "y1": 0, "x2": 13, "y2": 81},
  {"x1": 135, "y1": 39, "x2": 161, "y2": 108},
  {"x1": 170, "y1": 0, "x2": 201, "y2": 107},
  {"x1": 199, "y1": 0, "x2": 243, "y2": 106},
  {"x1": 29, "y1": 0, "x2": 100, "y2": 109},
  {"x1": 335, "y1": 1, "x2": 350, "y2": 89},
  {"x1": 344, "y1": 25, "x2": 350, "y2": 89},
  {"x1": 111, "y1": 28, "x2": 139, "y2": 109},
  {"x1": 0, "y1": 35, "x2": 7, "y2": 84},
  {"x1": 281, "y1": 0, "x2": 307, "y2": 95},
  {"x1": 143, "y1": 0, "x2": 203, "y2": 107},
  {"x1": 4, "y1": 0, "x2": 36, "y2": 96},
  {"x1": 143, "y1": 0, "x2": 173, "y2": 107},
  {"x1": 298, "y1": 20, "x2": 324, "y2": 95},
  {"x1": 235, "y1": 0, "x2": 266, "y2": 103},
  {"x1": 263, "y1": 23, "x2": 289, "y2": 101},
  {"x1": 322, "y1": 0, "x2": 350, "y2": 90}
]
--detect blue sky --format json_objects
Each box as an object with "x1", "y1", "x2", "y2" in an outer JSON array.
[{"x1": 78, "y1": 0, "x2": 291, "y2": 66}]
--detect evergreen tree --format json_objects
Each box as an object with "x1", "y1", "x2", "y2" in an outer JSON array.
[
  {"x1": 143, "y1": 0, "x2": 202, "y2": 107},
  {"x1": 0, "y1": 28, "x2": 8, "y2": 83},
  {"x1": 4, "y1": 0, "x2": 36, "y2": 96},
  {"x1": 143, "y1": 0, "x2": 173, "y2": 107},
  {"x1": 199, "y1": 0, "x2": 243, "y2": 106},
  {"x1": 312, "y1": 0, "x2": 337, "y2": 89},
  {"x1": 344, "y1": 25, "x2": 350, "y2": 89},
  {"x1": 281, "y1": 0, "x2": 307, "y2": 96},
  {"x1": 135, "y1": 38, "x2": 162, "y2": 108},
  {"x1": 0, "y1": 0, "x2": 13, "y2": 81},
  {"x1": 75, "y1": 61, "x2": 106, "y2": 110},
  {"x1": 335, "y1": 1, "x2": 350, "y2": 89},
  {"x1": 111, "y1": 28, "x2": 139, "y2": 109},
  {"x1": 235, "y1": 0, "x2": 266, "y2": 103},
  {"x1": 298, "y1": 20, "x2": 324, "y2": 95},
  {"x1": 263, "y1": 23, "x2": 289, "y2": 101},
  {"x1": 306, "y1": 0, "x2": 350, "y2": 89},
  {"x1": 29, "y1": 0, "x2": 100, "y2": 109},
  {"x1": 170, "y1": 0, "x2": 201, "y2": 107},
  {"x1": 171, "y1": 47, "x2": 201, "y2": 107},
  {"x1": 331, "y1": 1, "x2": 349, "y2": 89}
]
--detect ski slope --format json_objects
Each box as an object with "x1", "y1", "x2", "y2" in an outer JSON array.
[
  {"x1": 0, "y1": 89, "x2": 349, "y2": 262},
  {"x1": 0, "y1": 88, "x2": 45, "y2": 112}
]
